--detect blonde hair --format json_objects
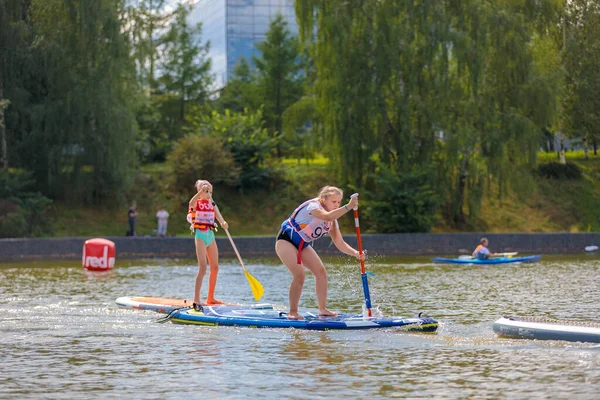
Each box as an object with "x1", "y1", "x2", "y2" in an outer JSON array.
[
  {"x1": 195, "y1": 179, "x2": 212, "y2": 192},
  {"x1": 318, "y1": 185, "x2": 343, "y2": 201}
]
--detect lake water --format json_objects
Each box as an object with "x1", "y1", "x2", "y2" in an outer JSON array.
[{"x1": 1, "y1": 255, "x2": 599, "y2": 399}]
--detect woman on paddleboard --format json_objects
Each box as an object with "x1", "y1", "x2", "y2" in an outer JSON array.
[
  {"x1": 188, "y1": 180, "x2": 228, "y2": 307},
  {"x1": 276, "y1": 186, "x2": 363, "y2": 320}
]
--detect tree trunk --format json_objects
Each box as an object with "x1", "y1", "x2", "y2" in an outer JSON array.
[
  {"x1": 149, "y1": 0, "x2": 155, "y2": 89},
  {"x1": 454, "y1": 157, "x2": 469, "y2": 226},
  {"x1": 0, "y1": 69, "x2": 7, "y2": 171},
  {"x1": 180, "y1": 79, "x2": 185, "y2": 128},
  {"x1": 275, "y1": 74, "x2": 282, "y2": 158}
]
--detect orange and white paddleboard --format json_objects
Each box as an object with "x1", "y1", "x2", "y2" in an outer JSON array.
[{"x1": 115, "y1": 296, "x2": 272, "y2": 314}]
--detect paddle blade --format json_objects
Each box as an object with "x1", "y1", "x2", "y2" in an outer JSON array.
[{"x1": 245, "y1": 270, "x2": 264, "y2": 301}]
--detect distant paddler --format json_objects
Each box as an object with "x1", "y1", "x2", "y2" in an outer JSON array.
[{"x1": 472, "y1": 237, "x2": 500, "y2": 260}]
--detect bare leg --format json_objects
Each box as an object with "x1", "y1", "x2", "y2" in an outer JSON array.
[
  {"x1": 194, "y1": 239, "x2": 208, "y2": 304},
  {"x1": 300, "y1": 246, "x2": 336, "y2": 317},
  {"x1": 206, "y1": 241, "x2": 224, "y2": 305},
  {"x1": 276, "y1": 240, "x2": 306, "y2": 320}
]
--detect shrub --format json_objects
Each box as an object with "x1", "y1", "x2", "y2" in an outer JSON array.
[
  {"x1": 187, "y1": 108, "x2": 281, "y2": 190},
  {"x1": 0, "y1": 171, "x2": 53, "y2": 238},
  {"x1": 537, "y1": 162, "x2": 582, "y2": 180},
  {"x1": 365, "y1": 167, "x2": 440, "y2": 233},
  {"x1": 0, "y1": 200, "x2": 28, "y2": 238},
  {"x1": 166, "y1": 135, "x2": 240, "y2": 205}
]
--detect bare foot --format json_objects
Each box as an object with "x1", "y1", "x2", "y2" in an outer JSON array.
[
  {"x1": 287, "y1": 312, "x2": 305, "y2": 320},
  {"x1": 206, "y1": 299, "x2": 225, "y2": 305},
  {"x1": 318, "y1": 309, "x2": 338, "y2": 317}
]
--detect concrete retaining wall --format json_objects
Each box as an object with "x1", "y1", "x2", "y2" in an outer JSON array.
[{"x1": 2, "y1": 232, "x2": 600, "y2": 262}]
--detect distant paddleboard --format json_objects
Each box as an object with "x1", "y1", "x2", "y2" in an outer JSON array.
[
  {"x1": 115, "y1": 296, "x2": 273, "y2": 314},
  {"x1": 432, "y1": 255, "x2": 541, "y2": 265},
  {"x1": 493, "y1": 316, "x2": 600, "y2": 343}
]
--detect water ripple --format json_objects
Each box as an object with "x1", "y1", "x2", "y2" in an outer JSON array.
[{"x1": 1, "y1": 256, "x2": 599, "y2": 399}]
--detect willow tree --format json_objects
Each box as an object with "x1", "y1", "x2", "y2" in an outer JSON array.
[
  {"x1": 25, "y1": 0, "x2": 138, "y2": 202},
  {"x1": 0, "y1": 0, "x2": 34, "y2": 172},
  {"x1": 296, "y1": 0, "x2": 564, "y2": 230},
  {"x1": 296, "y1": 1, "x2": 455, "y2": 186},
  {"x1": 440, "y1": 0, "x2": 564, "y2": 225},
  {"x1": 562, "y1": 0, "x2": 600, "y2": 154}
]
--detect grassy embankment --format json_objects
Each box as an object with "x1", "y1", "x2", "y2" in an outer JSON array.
[
  {"x1": 49, "y1": 156, "x2": 334, "y2": 238},
  {"x1": 48, "y1": 151, "x2": 600, "y2": 237},
  {"x1": 467, "y1": 150, "x2": 600, "y2": 233}
]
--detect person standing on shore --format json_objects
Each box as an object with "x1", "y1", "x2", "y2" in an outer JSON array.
[
  {"x1": 275, "y1": 186, "x2": 363, "y2": 320},
  {"x1": 127, "y1": 203, "x2": 137, "y2": 236},
  {"x1": 156, "y1": 207, "x2": 169, "y2": 236},
  {"x1": 187, "y1": 180, "x2": 228, "y2": 307}
]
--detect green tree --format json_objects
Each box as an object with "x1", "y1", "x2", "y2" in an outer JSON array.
[
  {"x1": 166, "y1": 135, "x2": 238, "y2": 208},
  {"x1": 217, "y1": 58, "x2": 262, "y2": 114},
  {"x1": 440, "y1": 1, "x2": 564, "y2": 225},
  {"x1": 366, "y1": 165, "x2": 440, "y2": 233},
  {"x1": 158, "y1": 3, "x2": 212, "y2": 141},
  {"x1": 122, "y1": 0, "x2": 173, "y2": 163},
  {"x1": 281, "y1": 42, "x2": 321, "y2": 162},
  {"x1": 0, "y1": 0, "x2": 33, "y2": 171},
  {"x1": 186, "y1": 108, "x2": 279, "y2": 190},
  {"x1": 296, "y1": 0, "x2": 564, "y2": 230},
  {"x1": 0, "y1": 171, "x2": 53, "y2": 238},
  {"x1": 562, "y1": 0, "x2": 600, "y2": 154},
  {"x1": 123, "y1": 0, "x2": 170, "y2": 89},
  {"x1": 5, "y1": 0, "x2": 139, "y2": 203},
  {"x1": 254, "y1": 14, "x2": 304, "y2": 157}
]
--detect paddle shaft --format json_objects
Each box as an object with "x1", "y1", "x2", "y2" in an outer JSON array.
[
  {"x1": 351, "y1": 194, "x2": 372, "y2": 317},
  {"x1": 224, "y1": 228, "x2": 247, "y2": 272},
  {"x1": 211, "y1": 200, "x2": 247, "y2": 272}
]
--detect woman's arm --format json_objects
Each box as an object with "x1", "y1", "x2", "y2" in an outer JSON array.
[
  {"x1": 215, "y1": 210, "x2": 228, "y2": 230},
  {"x1": 311, "y1": 206, "x2": 349, "y2": 221},
  {"x1": 211, "y1": 201, "x2": 229, "y2": 230},
  {"x1": 310, "y1": 196, "x2": 359, "y2": 221},
  {"x1": 329, "y1": 224, "x2": 362, "y2": 258},
  {"x1": 188, "y1": 192, "x2": 202, "y2": 208}
]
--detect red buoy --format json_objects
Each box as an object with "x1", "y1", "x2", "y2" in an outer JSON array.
[{"x1": 82, "y1": 238, "x2": 115, "y2": 271}]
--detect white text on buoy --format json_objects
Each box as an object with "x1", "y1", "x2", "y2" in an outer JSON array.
[{"x1": 82, "y1": 238, "x2": 116, "y2": 271}]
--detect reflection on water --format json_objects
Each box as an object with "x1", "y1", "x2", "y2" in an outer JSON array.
[{"x1": 1, "y1": 255, "x2": 599, "y2": 398}]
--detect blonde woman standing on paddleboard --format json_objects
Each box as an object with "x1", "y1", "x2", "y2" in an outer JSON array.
[
  {"x1": 188, "y1": 180, "x2": 228, "y2": 307},
  {"x1": 276, "y1": 186, "x2": 364, "y2": 320}
]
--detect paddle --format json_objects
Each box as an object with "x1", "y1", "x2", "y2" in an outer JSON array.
[
  {"x1": 210, "y1": 197, "x2": 265, "y2": 301},
  {"x1": 350, "y1": 193, "x2": 373, "y2": 317},
  {"x1": 497, "y1": 252, "x2": 518, "y2": 258}
]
